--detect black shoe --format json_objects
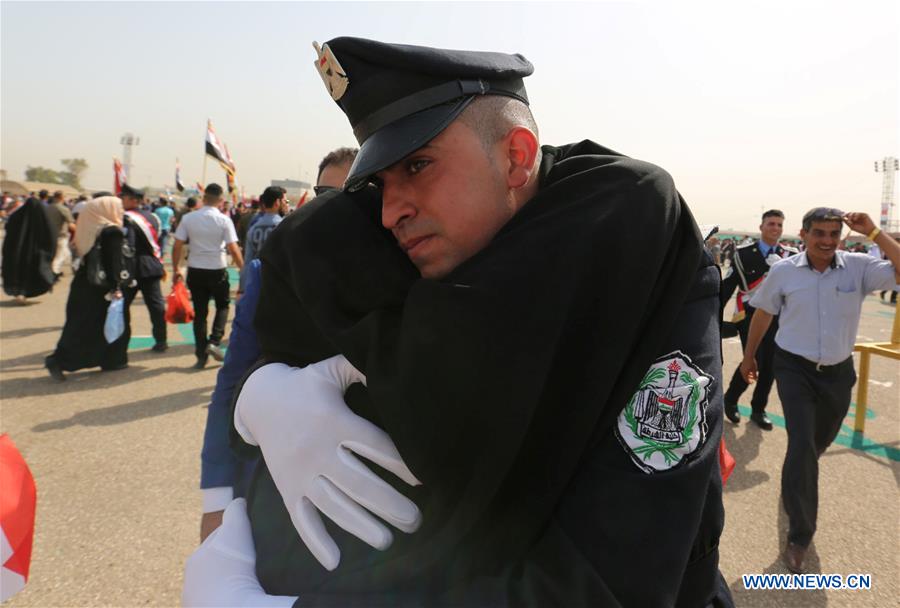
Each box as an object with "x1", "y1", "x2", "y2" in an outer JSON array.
[
  {"x1": 151, "y1": 342, "x2": 169, "y2": 352},
  {"x1": 724, "y1": 400, "x2": 741, "y2": 424},
  {"x1": 783, "y1": 542, "x2": 807, "y2": 574},
  {"x1": 750, "y1": 412, "x2": 773, "y2": 431},
  {"x1": 45, "y1": 356, "x2": 65, "y2": 382},
  {"x1": 192, "y1": 357, "x2": 208, "y2": 369}
]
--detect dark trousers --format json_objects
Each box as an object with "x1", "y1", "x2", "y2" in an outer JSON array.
[
  {"x1": 186, "y1": 267, "x2": 230, "y2": 360},
  {"x1": 158, "y1": 230, "x2": 169, "y2": 259},
  {"x1": 773, "y1": 346, "x2": 855, "y2": 548},
  {"x1": 124, "y1": 276, "x2": 166, "y2": 345},
  {"x1": 724, "y1": 309, "x2": 778, "y2": 414}
]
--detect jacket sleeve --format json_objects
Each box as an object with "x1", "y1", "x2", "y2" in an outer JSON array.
[
  {"x1": 718, "y1": 260, "x2": 737, "y2": 320},
  {"x1": 203, "y1": 259, "x2": 264, "y2": 486}
]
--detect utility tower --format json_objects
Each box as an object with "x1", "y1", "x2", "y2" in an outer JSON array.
[
  {"x1": 874, "y1": 157, "x2": 899, "y2": 232},
  {"x1": 120, "y1": 133, "x2": 140, "y2": 182}
]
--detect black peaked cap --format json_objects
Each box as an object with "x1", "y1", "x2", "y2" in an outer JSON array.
[
  {"x1": 314, "y1": 37, "x2": 534, "y2": 190},
  {"x1": 120, "y1": 183, "x2": 144, "y2": 198}
]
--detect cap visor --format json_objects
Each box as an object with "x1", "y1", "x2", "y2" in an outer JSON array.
[{"x1": 345, "y1": 97, "x2": 474, "y2": 191}]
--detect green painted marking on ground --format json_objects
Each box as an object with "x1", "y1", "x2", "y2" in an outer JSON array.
[
  {"x1": 737, "y1": 403, "x2": 898, "y2": 462},
  {"x1": 177, "y1": 323, "x2": 195, "y2": 342},
  {"x1": 127, "y1": 323, "x2": 194, "y2": 351}
]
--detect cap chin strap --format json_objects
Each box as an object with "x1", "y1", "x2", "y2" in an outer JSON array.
[{"x1": 351, "y1": 78, "x2": 527, "y2": 143}]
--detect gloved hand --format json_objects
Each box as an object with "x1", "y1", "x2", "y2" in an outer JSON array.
[
  {"x1": 182, "y1": 498, "x2": 298, "y2": 608},
  {"x1": 234, "y1": 355, "x2": 422, "y2": 571}
]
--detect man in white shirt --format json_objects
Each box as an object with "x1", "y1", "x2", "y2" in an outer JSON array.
[
  {"x1": 740, "y1": 208, "x2": 900, "y2": 574},
  {"x1": 172, "y1": 183, "x2": 244, "y2": 368}
]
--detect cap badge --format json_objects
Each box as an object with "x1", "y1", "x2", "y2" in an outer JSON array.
[{"x1": 312, "y1": 41, "x2": 349, "y2": 101}]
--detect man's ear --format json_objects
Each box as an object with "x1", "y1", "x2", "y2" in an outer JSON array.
[{"x1": 503, "y1": 127, "x2": 539, "y2": 189}]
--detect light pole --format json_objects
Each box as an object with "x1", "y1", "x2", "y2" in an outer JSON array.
[
  {"x1": 120, "y1": 133, "x2": 140, "y2": 184},
  {"x1": 874, "y1": 157, "x2": 899, "y2": 233}
]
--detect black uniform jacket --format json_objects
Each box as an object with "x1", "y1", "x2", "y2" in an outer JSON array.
[
  {"x1": 235, "y1": 141, "x2": 730, "y2": 607},
  {"x1": 124, "y1": 209, "x2": 164, "y2": 280},
  {"x1": 719, "y1": 240, "x2": 794, "y2": 323}
]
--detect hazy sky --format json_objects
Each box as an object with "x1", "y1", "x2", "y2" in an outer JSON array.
[{"x1": 2, "y1": 0, "x2": 897, "y2": 231}]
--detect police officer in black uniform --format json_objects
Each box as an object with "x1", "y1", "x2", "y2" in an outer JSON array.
[
  {"x1": 120, "y1": 184, "x2": 168, "y2": 351},
  {"x1": 184, "y1": 37, "x2": 733, "y2": 608},
  {"x1": 720, "y1": 210, "x2": 796, "y2": 429}
]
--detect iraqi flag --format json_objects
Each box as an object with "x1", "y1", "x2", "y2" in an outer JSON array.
[
  {"x1": 125, "y1": 210, "x2": 161, "y2": 261},
  {"x1": 205, "y1": 119, "x2": 234, "y2": 173},
  {"x1": 0, "y1": 434, "x2": 36, "y2": 602},
  {"x1": 113, "y1": 158, "x2": 127, "y2": 195},
  {"x1": 175, "y1": 159, "x2": 185, "y2": 193}
]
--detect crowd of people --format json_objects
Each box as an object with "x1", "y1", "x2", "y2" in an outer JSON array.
[{"x1": 2, "y1": 35, "x2": 900, "y2": 608}]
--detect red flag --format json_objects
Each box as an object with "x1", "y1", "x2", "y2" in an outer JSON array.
[
  {"x1": 113, "y1": 158, "x2": 127, "y2": 195},
  {"x1": 1, "y1": 434, "x2": 36, "y2": 601},
  {"x1": 296, "y1": 191, "x2": 308, "y2": 207},
  {"x1": 719, "y1": 438, "x2": 736, "y2": 485}
]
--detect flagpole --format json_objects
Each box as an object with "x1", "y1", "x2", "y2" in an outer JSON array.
[{"x1": 202, "y1": 118, "x2": 209, "y2": 188}]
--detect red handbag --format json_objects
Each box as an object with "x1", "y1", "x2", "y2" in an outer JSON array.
[{"x1": 165, "y1": 281, "x2": 195, "y2": 324}]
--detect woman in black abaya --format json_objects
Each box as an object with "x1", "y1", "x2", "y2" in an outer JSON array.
[
  {"x1": 45, "y1": 196, "x2": 134, "y2": 381},
  {"x1": 1, "y1": 197, "x2": 56, "y2": 302}
]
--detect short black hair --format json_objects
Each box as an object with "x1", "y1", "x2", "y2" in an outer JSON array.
[
  {"x1": 205, "y1": 183, "x2": 224, "y2": 197},
  {"x1": 52, "y1": 191, "x2": 64, "y2": 201},
  {"x1": 761, "y1": 209, "x2": 784, "y2": 222},
  {"x1": 317, "y1": 147, "x2": 358, "y2": 183},
  {"x1": 802, "y1": 207, "x2": 844, "y2": 231},
  {"x1": 39, "y1": 189, "x2": 48, "y2": 198},
  {"x1": 186, "y1": 197, "x2": 198, "y2": 209},
  {"x1": 260, "y1": 186, "x2": 286, "y2": 209}
]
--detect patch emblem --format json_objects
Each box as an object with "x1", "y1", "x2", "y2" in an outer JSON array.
[
  {"x1": 312, "y1": 41, "x2": 349, "y2": 101},
  {"x1": 616, "y1": 351, "x2": 712, "y2": 473}
]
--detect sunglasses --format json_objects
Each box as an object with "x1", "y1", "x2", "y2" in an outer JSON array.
[
  {"x1": 313, "y1": 185, "x2": 336, "y2": 196},
  {"x1": 806, "y1": 207, "x2": 845, "y2": 220}
]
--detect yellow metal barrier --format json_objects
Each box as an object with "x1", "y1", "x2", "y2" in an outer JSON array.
[{"x1": 852, "y1": 298, "x2": 900, "y2": 433}]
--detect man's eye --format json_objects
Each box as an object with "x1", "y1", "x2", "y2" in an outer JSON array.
[{"x1": 407, "y1": 159, "x2": 430, "y2": 174}]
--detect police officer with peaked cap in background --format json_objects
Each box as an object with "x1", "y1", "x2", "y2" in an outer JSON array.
[
  {"x1": 183, "y1": 37, "x2": 734, "y2": 607},
  {"x1": 719, "y1": 210, "x2": 796, "y2": 429}
]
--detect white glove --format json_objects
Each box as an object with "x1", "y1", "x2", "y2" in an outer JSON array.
[
  {"x1": 182, "y1": 498, "x2": 298, "y2": 608},
  {"x1": 234, "y1": 355, "x2": 422, "y2": 571}
]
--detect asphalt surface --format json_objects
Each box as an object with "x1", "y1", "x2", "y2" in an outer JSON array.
[{"x1": 1, "y1": 271, "x2": 897, "y2": 607}]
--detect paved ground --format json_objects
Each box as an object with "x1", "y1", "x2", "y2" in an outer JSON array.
[{"x1": 1, "y1": 270, "x2": 897, "y2": 607}]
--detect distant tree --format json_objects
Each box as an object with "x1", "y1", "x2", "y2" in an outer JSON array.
[
  {"x1": 25, "y1": 166, "x2": 62, "y2": 184},
  {"x1": 60, "y1": 158, "x2": 88, "y2": 189}
]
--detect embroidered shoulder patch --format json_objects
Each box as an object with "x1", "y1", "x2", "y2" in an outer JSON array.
[{"x1": 616, "y1": 351, "x2": 712, "y2": 473}]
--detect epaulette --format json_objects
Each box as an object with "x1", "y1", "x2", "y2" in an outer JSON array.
[
  {"x1": 736, "y1": 241, "x2": 756, "y2": 249},
  {"x1": 782, "y1": 245, "x2": 799, "y2": 253}
]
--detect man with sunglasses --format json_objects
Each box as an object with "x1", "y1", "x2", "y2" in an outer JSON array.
[
  {"x1": 740, "y1": 207, "x2": 900, "y2": 574},
  {"x1": 314, "y1": 147, "x2": 356, "y2": 198},
  {"x1": 196, "y1": 149, "x2": 358, "y2": 543}
]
